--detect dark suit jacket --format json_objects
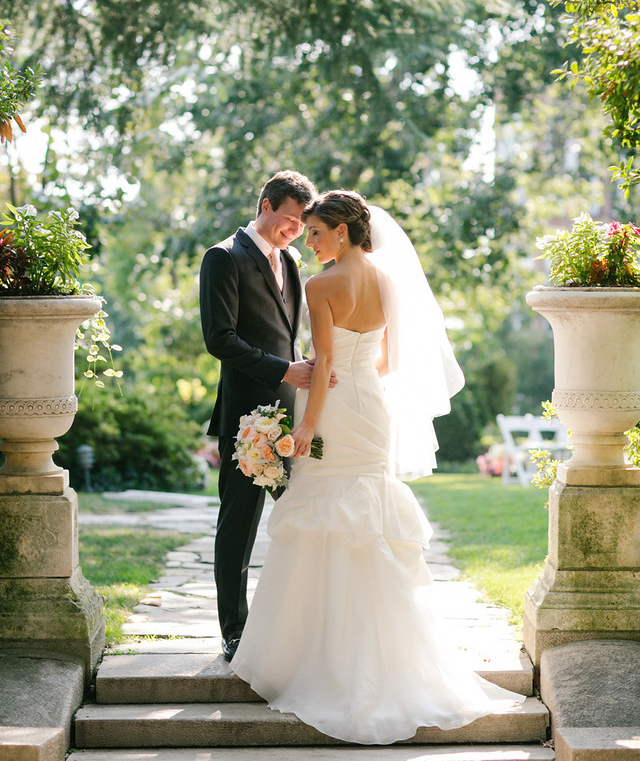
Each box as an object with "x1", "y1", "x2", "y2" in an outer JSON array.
[{"x1": 200, "y1": 227, "x2": 304, "y2": 437}]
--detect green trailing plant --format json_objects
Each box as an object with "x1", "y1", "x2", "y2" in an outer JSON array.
[
  {"x1": 536, "y1": 212, "x2": 640, "y2": 286},
  {"x1": 530, "y1": 400, "x2": 640, "y2": 489}
]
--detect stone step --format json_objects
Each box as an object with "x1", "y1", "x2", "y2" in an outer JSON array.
[
  {"x1": 74, "y1": 698, "x2": 548, "y2": 749},
  {"x1": 95, "y1": 652, "x2": 534, "y2": 705},
  {"x1": 67, "y1": 745, "x2": 556, "y2": 760}
]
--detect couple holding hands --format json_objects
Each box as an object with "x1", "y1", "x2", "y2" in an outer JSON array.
[{"x1": 199, "y1": 170, "x2": 523, "y2": 745}]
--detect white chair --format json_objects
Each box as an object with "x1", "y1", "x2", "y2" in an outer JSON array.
[{"x1": 496, "y1": 413, "x2": 570, "y2": 486}]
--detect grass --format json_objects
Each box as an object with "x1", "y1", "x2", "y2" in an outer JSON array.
[
  {"x1": 78, "y1": 492, "x2": 172, "y2": 513},
  {"x1": 76, "y1": 472, "x2": 549, "y2": 644},
  {"x1": 77, "y1": 493, "x2": 197, "y2": 645},
  {"x1": 410, "y1": 473, "x2": 549, "y2": 632}
]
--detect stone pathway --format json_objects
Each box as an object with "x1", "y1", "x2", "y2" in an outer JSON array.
[{"x1": 80, "y1": 489, "x2": 524, "y2": 668}]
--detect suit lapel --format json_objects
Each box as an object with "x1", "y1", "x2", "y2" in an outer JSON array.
[
  {"x1": 282, "y1": 248, "x2": 303, "y2": 329},
  {"x1": 237, "y1": 228, "x2": 295, "y2": 328}
]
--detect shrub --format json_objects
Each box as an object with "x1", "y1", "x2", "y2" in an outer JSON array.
[{"x1": 56, "y1": 387, "x2": 203, "y2": 492}]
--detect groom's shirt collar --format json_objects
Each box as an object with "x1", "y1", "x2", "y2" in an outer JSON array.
[{"x1": 246, "y1": 221, "x2": 275, "y2": 258}]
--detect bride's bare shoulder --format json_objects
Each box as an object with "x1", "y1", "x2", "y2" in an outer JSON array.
[{"x1": 305, "y1": 268, "x2": 342, "y2": 295}]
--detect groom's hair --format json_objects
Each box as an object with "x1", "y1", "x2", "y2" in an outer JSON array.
[{"x1": 256, "y1": 171, "x2": 317, "y2": 217}]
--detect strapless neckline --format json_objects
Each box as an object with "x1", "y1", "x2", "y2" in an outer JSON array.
[{"x1": 333, "y1": 324, "x2": 385, "y2": 336}]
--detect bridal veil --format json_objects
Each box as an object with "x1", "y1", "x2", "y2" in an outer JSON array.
[{"x1": 368, "y1": 205, "x2": 465, "y2": 481}]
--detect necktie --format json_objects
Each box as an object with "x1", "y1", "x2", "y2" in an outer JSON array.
[{"x1": 268, "y1": 248, "x2": 284, "y2": 291}]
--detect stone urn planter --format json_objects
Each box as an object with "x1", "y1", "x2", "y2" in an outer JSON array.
[
  {"x1": 0, "y1": 295, "x2": 102, "y2": 488},
  {"x1": 526, "y1": 286, "x2": 640, "y2": 485},
  {"x1": 0, "y1": 295, "x2": 105, "y2": 676},
  {"x1": 524, "y1": 285, "x2": 640, "y2": 665}
]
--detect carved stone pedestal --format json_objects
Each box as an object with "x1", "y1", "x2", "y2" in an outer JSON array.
[
  {"x1": 0, "y1": 484, "x2": 105, "y2": 677},
  {"x1": 524, "y1": 478, "x2": 640, "y2": 667},
  {"x1": 0, "y1": 296, "x2": 106, "y2": 680}
]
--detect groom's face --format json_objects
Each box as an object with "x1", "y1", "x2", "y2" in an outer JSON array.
[{"x1": 257, "y1": 196, "x2": 306, "y2": 250}]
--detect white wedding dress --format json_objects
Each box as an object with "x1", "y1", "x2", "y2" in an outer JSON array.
[{"x1": 230, "y1": 325, "x2": 524, "y2": 745}]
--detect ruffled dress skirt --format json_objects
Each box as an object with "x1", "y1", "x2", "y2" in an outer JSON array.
[{"x1": 230, "y1": 327, "x2": 524, "y2": 744}]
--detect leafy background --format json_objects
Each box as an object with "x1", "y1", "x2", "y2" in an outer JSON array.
[{"x1": 2, "y1": 0, "x2": 639, "y2": 486}]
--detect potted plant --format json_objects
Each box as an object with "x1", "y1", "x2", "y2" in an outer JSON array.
[
  {"x1": 0, "y1": 202, "x2": 122, "y2": 481},
  {"x1": 526, "y1": 213, "x2": 640, "y2": 482}
]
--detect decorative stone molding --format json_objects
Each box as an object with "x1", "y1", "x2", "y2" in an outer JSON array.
[
  {"x1": 0, "y1": 396, "x2": 77, "y2": 417},
  {"x1": 553, "y1": 390, "x2": 640, "y2": 411}
]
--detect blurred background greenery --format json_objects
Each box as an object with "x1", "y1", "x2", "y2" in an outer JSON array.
[{"x1": 2, "y1": 0, "x2": 639, "y2": 488}]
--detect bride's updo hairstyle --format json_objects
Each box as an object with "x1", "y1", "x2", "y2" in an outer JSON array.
[{"x1": 302, "y1": 190, "x2": 373, "y2": 253}]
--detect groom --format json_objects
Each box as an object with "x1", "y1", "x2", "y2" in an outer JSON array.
[{"x1": 200, "y1": 170, "x2": 318, "y2": 661}]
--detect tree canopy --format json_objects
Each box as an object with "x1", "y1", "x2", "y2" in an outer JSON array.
[{"x1": 2, "y1": 0, "x2": 638, "y2": 472}]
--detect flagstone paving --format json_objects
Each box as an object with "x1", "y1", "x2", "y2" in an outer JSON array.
[{"x1": 79, "y1": 489, "x2": 525, "y2": 667}]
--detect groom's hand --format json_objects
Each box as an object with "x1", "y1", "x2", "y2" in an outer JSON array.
[{"x1": 283, "y1": 359, "x2": 337, "y2": 389}]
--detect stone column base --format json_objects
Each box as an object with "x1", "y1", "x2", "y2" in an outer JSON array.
[
  {"x1": 0, "y1": 488, "x2": 105, "y2": 679},
  {"x1": 524, "y1": 480, "x2": 640, "y2": 667}
]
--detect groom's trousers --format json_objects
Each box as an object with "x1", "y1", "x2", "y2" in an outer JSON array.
[{"x1": 215, "y1": 435, "x2": 266, "y2": 642}]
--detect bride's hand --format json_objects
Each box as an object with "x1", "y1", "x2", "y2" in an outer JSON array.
[{"x1": 291, "y1": 420, "x2": 315, "y2": 458}]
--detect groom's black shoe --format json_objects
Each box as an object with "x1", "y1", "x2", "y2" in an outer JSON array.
[{"x1": 222, "y1": 635, "x2": 241, "y2": 662}]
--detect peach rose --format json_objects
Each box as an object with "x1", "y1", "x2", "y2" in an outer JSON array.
[
  {"x1": 252, "y1": 433, "x2": 268, "y2": 448},
  {"x1": 241, "y1": 425, "x2": 257, "y2": 442},
  {"x1": 274, "y1": 434, "x2": 295, "y2": 458},
  {"x1": 237, "y1": 457, "x2": 252, "y2": 477},
  {"x1": 262, "y1": 444, "x2": 276, "y2": 462},
  {"x1": 251, "y1": 462, "x2": 265, "y2": 476}
]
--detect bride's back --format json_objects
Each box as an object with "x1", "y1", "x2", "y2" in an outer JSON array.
[{"x1": 322, "y1": 255, "x2": 385, "y2": 334}]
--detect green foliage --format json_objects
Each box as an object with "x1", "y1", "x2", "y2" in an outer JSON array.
[
  {"x1": 0, "y1": 21, "x2": 42, "y2": 141},
  {"x1": 411, "y1": 473, "x2": 549, "y2": 627},
  {"x1": 551, "y1": 1, "x2": 640, "y2": 193},
  {"x1": 56, "y1": 387, "x2": 203, "y2": 493},
  {"x1": 1, "y1": 203, "x2": 91, "y2": 294},
  {"x1": 4, "y1": 0, "x2": 639, "y2": 465},
  {"x1": 530, "y1": 401, "x2": 640, "y2": 487},
  {"x1": 435, "y1": 350, "x2": 517, "y2": 463},
  {"x1": 535, "y1": 212, "x2": 640, "y2": 286}
]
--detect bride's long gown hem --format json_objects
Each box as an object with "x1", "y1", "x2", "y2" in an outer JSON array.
[{"x1": 230, "y1": 326, "x2": 524, "y2": 746}]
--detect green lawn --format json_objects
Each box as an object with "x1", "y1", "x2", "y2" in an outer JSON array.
[
  {"x1": 77, "y1": 494, "x2": 196, "y2": 645},
  {"x1": 410, "y1": 473, "x2": 549, "y2": 632},
  {"x1": 77, "y1": 472, "x2": 549, "y2": 644}
]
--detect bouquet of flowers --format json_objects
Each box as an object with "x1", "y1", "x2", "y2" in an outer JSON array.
[{"x1": 233, "y1": 402, "x2": 323, "y2": 492}]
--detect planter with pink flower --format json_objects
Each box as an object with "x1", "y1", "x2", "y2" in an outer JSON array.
[
  {"x1": 527, "y1": 214, "x2": 640, "y2": 484},
  {"x1": 523, "y1": 213, "x2": 640, "y2": 666}
]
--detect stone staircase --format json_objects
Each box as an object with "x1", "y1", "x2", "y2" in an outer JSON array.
[{"x1": 67, "y1": 649, "x2": 553, "y2": 760}]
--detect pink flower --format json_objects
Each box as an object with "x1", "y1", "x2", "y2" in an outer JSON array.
[
  {"x1": 252, "y1": 433, "x2": 268, "y2": 448},
  {"x1": 274, "y1": 434, "x2": 295, "y2": 458},
  {"x1": 241, "y1": 425, "x2": 257, "y2": 442},
  {"x1": 237, "y1": 457, "x2": 252, "y2": 477},
  {"x1": 608, "y1": 221, "x2": 622, "y2": 236},
  {"x1": 630, "y1": 223, "x2": 640, "y2": 236}
]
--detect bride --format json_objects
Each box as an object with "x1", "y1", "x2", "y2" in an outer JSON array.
[{"x1": 230, "y1": 190, "x2": 524, "y2": 744}]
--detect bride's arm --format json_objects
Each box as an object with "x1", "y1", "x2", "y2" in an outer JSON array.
[
  {"x1": 291, "y1": 277, "x2": 334, "y2": 457},
  {"x1": 376, "y1": 328, "x2": 389, "y2": 377}
]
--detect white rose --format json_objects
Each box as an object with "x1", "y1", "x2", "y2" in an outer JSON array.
[
  {"x1": 266, "y1": 425, "x2": 282, "y2": 441},
  {"x1": 254, "y1": 416, "x2": 275, "y2": 433},
  {"x1": 263, "y1": 464, "x2": 280, "y2": 480}
]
